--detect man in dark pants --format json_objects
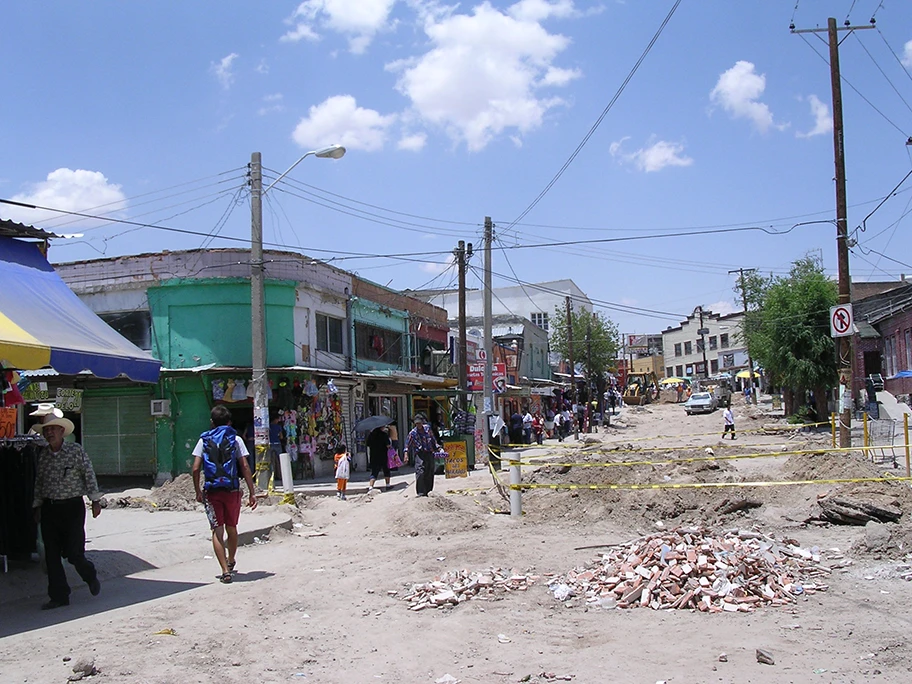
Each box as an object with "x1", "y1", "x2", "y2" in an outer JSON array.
[
  {"x1": 406, "y1": 413, "x2": 438, "y2": 497},
  {"x1": 31, "y1": 412, "x2": 103, "y2": 610}
]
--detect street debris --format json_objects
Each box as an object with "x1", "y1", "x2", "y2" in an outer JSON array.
[
  {"x1": 756, "y1": 648, "x2": 775, "y2": 665},
  {"x1": 401, "y1": 568, "x2": 537, "y2": 610},
  {"x1": 67, "y1": 657, "x2": 98, "y2": 681},
  {"x1": 548, "y1": 527, "x2": 832, "y2": 612},
  {"x1": 818, "y1": 494, "x2": 902, "y2": 525}
]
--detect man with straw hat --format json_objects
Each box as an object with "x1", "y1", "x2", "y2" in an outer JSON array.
[{"x1": 30, "y1": 405, "x2": 103, "y2": 610}]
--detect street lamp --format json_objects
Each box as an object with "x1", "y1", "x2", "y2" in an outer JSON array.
[{"x1": 249, "y1": 145, "x2": 346, "y2": 490}]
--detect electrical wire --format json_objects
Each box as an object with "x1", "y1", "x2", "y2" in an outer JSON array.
[
  {"x1": 853, "y1": 31, "x2": 912, "y2": 116},
  {"x1": 795, "y1": 32, "x2": 910, "y2": 139},
  {"x1": 503, "y1": 0, "x2": 683, "y2": 230},
  {"x1": 876, "y1": 27, "x2": 912, "y2": 88}
]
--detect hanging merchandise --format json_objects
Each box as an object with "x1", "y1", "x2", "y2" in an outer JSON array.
[
  {"x1": 292, "y1": 379, "x2": 303, "y2": 402},
  {"x1": 326, "y1": 379, "x2": 338, "y2": 395},
  {"x1": 304, "y1": 379, "x2": 319, "y2": 397},
  {"x1": 231, "y1": 379, "x2": 247, "y2": 402},
  {"x1": 223, "y1": 378, "x2": 236, "y2": 402},
  {"x1": 275, "y1": 376, "x2": 292, "y2": 407},
  {"x1": 212, "y1": 379, "x2": 226, "y2": 401}
]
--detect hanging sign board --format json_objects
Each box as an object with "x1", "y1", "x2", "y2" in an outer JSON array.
[{"x1": 443, "y1": 440, "x2": 468, "y2": 478}]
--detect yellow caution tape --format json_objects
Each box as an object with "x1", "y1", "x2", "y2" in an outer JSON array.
[
  {"x1": 280, "y1": 493, "x2": 296, "y2": 505},
  {"x1": 153, "y1": 628, "x2": 178, "y2": 636},
  {"x1": 511, "y1": 475, "x2": 912, "y2": 491},
  {"x1": 504, "y1": 443, "x2": 906, "y2": 470}
]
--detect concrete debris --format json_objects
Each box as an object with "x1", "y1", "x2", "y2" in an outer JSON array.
[
  {"x1": 549, "y1": 527, "x2": 831, "y2": 613},
  {"x1": 402, "y1": 568, "x2": 537, "y2": 610},
  {"x1": 756, "y1": 648, "x2": 775, "y2": 665}
]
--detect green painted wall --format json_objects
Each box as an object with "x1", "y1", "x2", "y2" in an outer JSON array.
[{"x1": 148, "y1": 278, "x2": 297, "y2": 368}]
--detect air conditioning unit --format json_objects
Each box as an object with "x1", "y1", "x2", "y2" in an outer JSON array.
[{"x1": 150, "y1": 399, "x2": 171, "y2": 417}]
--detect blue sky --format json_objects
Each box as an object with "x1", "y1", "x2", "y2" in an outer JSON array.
[{"x1": 2, "y1": 0, "x2": 912, "y2": 336}]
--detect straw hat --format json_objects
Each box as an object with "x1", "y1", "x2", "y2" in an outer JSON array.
[
  {"x1": 30, "y1": 413, "x2": 75, "y2": 436},
  {"x1": 30, "y1": 402, "x2": 64, "y2": 419}
]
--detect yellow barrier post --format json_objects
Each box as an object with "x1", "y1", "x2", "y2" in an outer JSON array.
[
  {"x1": 863, "y1": 412, "x2": 869, "y2": 457},
  {"x1": 510, "y1": 459, "x2": 522, "y2": 518},
  {"x1": 831, "y1": 412, "x2": 837, "y2": 448},
  {"x1": 905, "y1": 414, "x2": 910, "y2": 478}
]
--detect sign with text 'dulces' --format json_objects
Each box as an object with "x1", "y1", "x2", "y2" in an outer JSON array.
[{"x1": 467, "y1": 363, "x2": 506, "y2": 392}]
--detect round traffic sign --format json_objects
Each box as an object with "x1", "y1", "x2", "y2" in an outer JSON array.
[
  {"x1": 831, "y1": 305, "x2": 852, "y2": 335},
  {"x1": 477, "y1": 349, "x2": 487, "y2": 361}
]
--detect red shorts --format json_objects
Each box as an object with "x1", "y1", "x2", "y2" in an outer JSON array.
[{"x1": 204, "y1": 489, "x2": 242, "y2": 529}]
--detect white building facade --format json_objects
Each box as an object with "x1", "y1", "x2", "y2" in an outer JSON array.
[{"x1": 662, "y1": 309, "x2": 748, "y2": 379}]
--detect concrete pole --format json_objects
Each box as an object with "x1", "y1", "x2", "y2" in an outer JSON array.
[
  {"x1": 483, "y1": 218, "x2": 494, "y2": 460},
  {"x1": 456, "y1": 240, "x2": 469, "y2": 411},
  {"x1": 249, "y1": 153, "x2": 270, "y2": 491},
  {"x1": 510, "y1": 459, "x2": 522, "y2": 518}
]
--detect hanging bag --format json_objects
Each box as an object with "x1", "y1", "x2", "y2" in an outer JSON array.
[{"x1": 387, "y1": 446, "x2": 402, "y2": 469}]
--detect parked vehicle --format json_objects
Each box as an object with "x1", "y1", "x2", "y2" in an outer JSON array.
[
  {"x1": 684, "y1": 391, "x2": 717, "y2": 415},
  {"x1": 623, "y1": 372, "x2": 659, "y2": 406}
]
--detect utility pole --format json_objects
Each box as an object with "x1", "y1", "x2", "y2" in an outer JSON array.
[
  {"x1": 455, "y1": 240, "x2": 473, "y2": 411},
  {"x1": 586, "y1": 315, "x2": 592, "y2": 433},
  {"x1": 566, "y1": 296, "x2": 578, "y2": 440},
  {"x1": 696, "y1": 306, "x2": 708, "y2": 382},
  {"x1": 482, "y1": 218, "x2": 494, "y2": 459},
  {"x1": 792, "y1": 17, "x2": 873, "y2": 448},
  {"x1": 730, "y1": 268, "x2": 758, "y2": 405},
  {"x1": 249, "y1": 153, "x2": 270, "y2": 490}
]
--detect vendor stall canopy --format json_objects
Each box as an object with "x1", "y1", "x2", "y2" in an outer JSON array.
[{"x1": 0, "y1": 236, "x2": 161, "y2": 382}]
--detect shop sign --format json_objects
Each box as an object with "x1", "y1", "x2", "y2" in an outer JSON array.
[
  {"x1": 0, "y1": 407, "x2": 16, "y2": 438},
  {"x1": 443, "y1": 441, "x2": 468, "y2": 479},
  {"x1": 467, "y1": 363, "x2": 506, "y2": 392},
  {"x1": 530, "y1": 387, "x2": 553, "y2": 395},
  {"x1": 55, "y1": 388, "x2": 83, "y2": 412},
  {"x1": 21, "y1": 381, "x2": 49, "y2": 402}
]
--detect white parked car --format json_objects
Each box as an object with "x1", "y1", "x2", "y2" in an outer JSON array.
[{"x1": 684, "y1": 392, "x2": 717, "y2": 415}]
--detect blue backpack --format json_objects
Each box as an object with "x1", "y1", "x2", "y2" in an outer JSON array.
[{"x1": 201, "y1": 425, "x2": 240, "y2": 491}]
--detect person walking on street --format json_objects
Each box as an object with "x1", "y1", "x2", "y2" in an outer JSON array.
[
  {"x1": 367, "y1": 425, "x2": 392, "y2": 491},
  {"x1": 192, "y1": 405, "x2": 258, "y2": 585},
  {"x1": 334, "y1": 443, "x2": 351, "y2": 500},
  {"x1": 407, "y1": 413, "x2": 438, "y2": 497},
  {"x1": 532, "y1": 412, "x2": 544, "y2": 445},
  {"x1": 31, "y1": 410, "x2": 103, "y2": 610},
  {"x1": 554, "y1": 410, "x2": 564, "y2": 442},
  {"x1": 522, "y1": 408, "x2": 533, "y2": 444},
  {"x1": 722, "y1": 406, "x2": 736, "y2": 440}
]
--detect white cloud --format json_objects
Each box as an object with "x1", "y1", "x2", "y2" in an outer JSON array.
[
  {"x1": 292, "y1": 95, "x2": 395, "y2": 152},
  {"x1": 796, "y1": 94, "x2": 831, "y2": 138},
  {"x1": 389, "y1": 0, "x2": 580, "y2": 151},
  {"x1": 902, "y1": 39, "x2": 912, "y2": 68},
  {"x1": 2, "y1": 169, "x2": 126, "y2": 228},
  {"x1": 397, "y1": 132, "x2": 427, "y2": 151},
  {"x1": 706, "y1": 300, "x2": 737, "y2": 316},
  {"x1": 610, "y1": 136, "x2": 693, "y2": 173},
  {"x1": 710, "y1": 60, "x2": 775, "y2": 133},
  {"x1": 420, "y1": 253, "x2": 456, "y2": 274},
  {"x1": 258, "y1": 93, "x2": 285, "y2": 116},
  {"x1": 282, "y1": 0, "x2": 397, "y2": 54},
  {"x1": 211, "y1": 53, "x2": 239, "y2": 90},
  {"x1": 256, "y1": 59, "x2": 270, "y2": 75}
]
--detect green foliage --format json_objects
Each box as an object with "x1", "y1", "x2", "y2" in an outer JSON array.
[
  {"x1": 745, "y1": 255, "x2": 838, "y2": 399},
  {"x1": 549, "y1": 305, "x2": 619, "y2": 379}
]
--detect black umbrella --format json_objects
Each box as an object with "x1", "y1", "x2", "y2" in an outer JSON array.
[{"x1": 354, "y1": 415, "x2": 394, "y2": 432}]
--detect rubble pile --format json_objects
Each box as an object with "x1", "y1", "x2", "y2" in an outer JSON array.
[
  {"x1": 402, "y1": 568, "x2": 538, "y2": 611},
  {"x1": 549, "y1": 527, "x2": 831, "y2": 613}
]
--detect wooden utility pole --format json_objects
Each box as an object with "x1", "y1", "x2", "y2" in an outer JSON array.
[
  {"x1": 730, "y1": 267, "x2": 758, "y2": 405},
  {"x1": 455, "y1": 240, "x2": 472, "y2": 410},
  {"x1": 586, "y1": 315, "x2": 593, "y2": 433},
  {"x1": 792, "y1": 17, "x2": 873, "y2": 447},
  {"x1": 566, "y1": 296, "x2": 577, "y2": 440}
]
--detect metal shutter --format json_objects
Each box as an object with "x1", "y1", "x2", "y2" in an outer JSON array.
[{"x1": 82, "y1": 394, "x2": 155, "y2": 476}]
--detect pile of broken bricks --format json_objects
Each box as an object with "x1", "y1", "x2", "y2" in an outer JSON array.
[
  {"x1": 401, "y1": 568, "x2": 538, "y2": 611},
  {"x1": 549, "y1": 527, "x2": 831, "y2": 613}
]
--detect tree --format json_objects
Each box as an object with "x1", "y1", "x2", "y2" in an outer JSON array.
[
  {"x1": 744, "y1": 255, "x2": 837, "y2": 418},
  {"x1": 549, "y1": 305, "x2": 619, "y2": 402}
]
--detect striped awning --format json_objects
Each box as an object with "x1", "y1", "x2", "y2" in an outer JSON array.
[{"x1": 0, "y1": 236, "x2": 161, "y2": 382}]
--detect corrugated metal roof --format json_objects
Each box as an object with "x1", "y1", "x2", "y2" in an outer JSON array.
[{"x1": 0, "y1": 218, "x2": 58, "y2": 239}]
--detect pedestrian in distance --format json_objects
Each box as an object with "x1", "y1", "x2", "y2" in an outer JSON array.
[
  {"x1": 532, "y1": 412, "x2": 544, "y2": 445},
  {"x1": 407, "y1": 413, "x2": 439, "y2": 497},
  {"x1": 722, "y1": 406, "x2": 736, "y2": 440},
  {"x1": 509, "y1": 409, "x2": 523, "y2": 446},
  {"x1": 367, "y1": 425, "x2": 392, "y2": 492},
  {"x1": 522, "y1": 408, "x2": 533, "y2": 444},
  {"x1": 191, "y1": 405, "x2": 258, "y2": 585},
  {"x1": 30, "y1": 408, "x2": 103, "y2": 610},
  {"x1": 554, "y1": 410, "x2": 564, "y2": 442},
  {"x1": 543, "y1": 409, "x2": 555, "y2": 439},
  {"x1": 334, "y1": 443, "x2": 351, "y2": 500}
]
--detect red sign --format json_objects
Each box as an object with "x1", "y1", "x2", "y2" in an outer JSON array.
[{"x1": 467, "y1": 363, "x2": 506, "y2": 392}]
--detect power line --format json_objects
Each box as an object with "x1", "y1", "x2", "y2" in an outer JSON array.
[{"x1": 503, "y1": 0, "x2": 683, "y2": 230}]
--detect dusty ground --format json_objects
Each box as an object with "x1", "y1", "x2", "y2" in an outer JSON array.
[{"x1": 3, "y1": 397, "x2": 912, "y2": 683}]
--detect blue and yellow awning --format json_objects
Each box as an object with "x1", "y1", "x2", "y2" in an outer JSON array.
[{"x1": 0, "y1": 236, "x2": 161, "y2": 382}]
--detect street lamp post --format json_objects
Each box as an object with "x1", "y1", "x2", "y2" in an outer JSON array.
[{"x1": 249, "y1": 145, "x2": 345, "y2": 491}]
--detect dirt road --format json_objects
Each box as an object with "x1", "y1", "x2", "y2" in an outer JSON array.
[{"x1": 3, "y1": 398, "x2": 912, "y2": 683}]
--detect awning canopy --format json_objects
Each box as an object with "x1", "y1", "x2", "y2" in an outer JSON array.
[{"x1": 0, "y1": 237, "x2": 161, "y2": 383}]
